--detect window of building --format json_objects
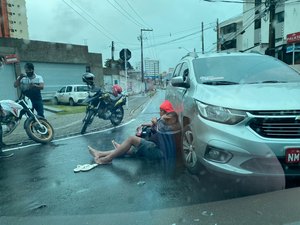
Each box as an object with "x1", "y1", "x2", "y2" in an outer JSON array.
[
  {"x1": 255, "y1": 19, "x2": 261, "y2": 29},
  {"x1": 255, "y1": 0, "x2": 262, "y2": 7},
  {"x1": 222, "y1": 23, "x2": 237, "y2": 35},
  {"x1": 276, "y1": 11, "x2": 284, "y2": 23},
  {"x1": 221, "y1": 39, "x2": 237, "y2": 50}
]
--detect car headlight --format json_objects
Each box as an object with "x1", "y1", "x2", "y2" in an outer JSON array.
[{"x1": 196, "y1": 101, "x2": 247, "y2": 125}]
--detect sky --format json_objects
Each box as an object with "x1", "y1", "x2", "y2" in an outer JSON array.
[{"x1": 25, "y1": 0, "x2": 242, "y2": 72}]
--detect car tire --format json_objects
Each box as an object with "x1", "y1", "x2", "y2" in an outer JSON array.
[
  {"x1": 69, "y1": 98, "x2": 75, "y2": 106},
  {"x1": 182, "y1": 125, "x2": 207, "y2": 176}
]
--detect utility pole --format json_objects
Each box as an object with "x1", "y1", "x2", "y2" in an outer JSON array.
[
  {"x1": 267, "y1": 0, "x2": 276, "y2": 57},
  {"x1": 216, "y1": 19, "x2": 220, "y2": 52},
  {"x1": 140, "y1": 28, "x2": 153, "y2": 91},
  {"x1": 201, "y1": 22, "x2": 204, "y2": 54},
  {"x1": 111, "y1": 41, "x2": 115, "y2": 60}
]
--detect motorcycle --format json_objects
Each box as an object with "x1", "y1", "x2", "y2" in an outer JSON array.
[
  {"x1": 80, "y1": 88, "x2": 127, "y2": 134},
  {"x1": 0, "y1": 97, "x2": 54, "y2": 144}
]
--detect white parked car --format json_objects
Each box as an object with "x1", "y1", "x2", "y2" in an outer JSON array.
[{"x1": 53, "y1": 85, "x2": 89, "y2": 106}]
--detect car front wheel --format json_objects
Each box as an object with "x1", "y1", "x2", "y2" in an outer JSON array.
[{"x1": 182, "y1": 125, "x2": 205, "y2": 176}]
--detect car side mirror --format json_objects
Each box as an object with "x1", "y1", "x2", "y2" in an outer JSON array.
[{"x1": 171, "y1": 76, "x2": 190, "y2": 88}]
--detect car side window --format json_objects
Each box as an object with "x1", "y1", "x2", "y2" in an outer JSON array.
[
  {"x1": 60, "y1": 87, "x2": 66, "y2": 93},
  {"x1": 66, "y1": 86, "x2": 72, "y2": 92},
  {"x1": 172, "y1": 63, "x2": 182, "y2": 78},
  {"x1": 179, "y1": 63, "x2": 189, "y2": 81}
]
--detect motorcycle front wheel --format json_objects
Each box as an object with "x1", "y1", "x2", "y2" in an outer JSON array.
[
  {"x1": 25, "y1": 118, "x2": 54, "y2": 144},
  {"x1": 110, "y1": 106, "x2": 124, "y2": 126},
  {"x1": 81, "y1": 110, "x2": 95, "y2": 134}
]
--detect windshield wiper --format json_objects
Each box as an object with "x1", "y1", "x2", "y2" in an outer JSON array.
[
  {"x1": 248, "y1": 80, "x2": 287, "y2": 84},
  {"x1": 261, "y1": 80, "x2": 287, "y2": 83},
  {"x1": 202, "y1": 80, "x2": 239, "y2": 85}
]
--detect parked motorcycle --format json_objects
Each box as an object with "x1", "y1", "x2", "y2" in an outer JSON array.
[
  {"x1": 0, "y1": 97, "x2": 54, "y2": 144},
  {"x1": 80, "y1": 88, "x2": 127, "y2": 134}
]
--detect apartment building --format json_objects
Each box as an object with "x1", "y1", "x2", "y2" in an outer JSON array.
[
  {"x1": 219, "y1": 0, "x2": 300, "y2": 70},
  {"x1": 137, "y1": 58, "x2": 160, "y2": 79},
  {"x1": 144, "y1": 58, "x2": 159, "y2": 79},
  {"x1": 0, "y1": 0, "x2": 29, "y2": 39}
]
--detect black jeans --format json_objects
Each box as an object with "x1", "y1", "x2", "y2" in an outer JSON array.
[{"x1": 32, "y1": 99, "x2": 44, "y2": 118}]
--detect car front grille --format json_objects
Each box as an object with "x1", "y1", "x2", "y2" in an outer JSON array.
[{"x1": 248, "y1": 111, "x2": 300, "y2": 139}]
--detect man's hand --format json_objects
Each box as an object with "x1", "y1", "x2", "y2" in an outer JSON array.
[{"x1": 151, "y1": 117, "x2": 158, "y2": 125}]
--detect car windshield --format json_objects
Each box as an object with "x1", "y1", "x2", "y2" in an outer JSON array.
[{"x1": 193, "y1": 55, "x2": 300, "y2": 84}]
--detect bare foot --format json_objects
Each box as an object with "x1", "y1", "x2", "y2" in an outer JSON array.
[
  {"x1": 95, "y1": 156, "x2": 112, "y2": 165},
  {"x1": 88, "y1": 146, "x2": 104, "y2": 159},
  {"x1": 111, "y1": 140, "x2": 120, "y2": 149}
]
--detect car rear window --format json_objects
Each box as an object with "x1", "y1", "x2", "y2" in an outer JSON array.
[{"x1": 76, "y1": 86, "x2": 89, "y2": 92}]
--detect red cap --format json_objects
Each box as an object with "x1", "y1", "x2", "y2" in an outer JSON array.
[{"x1": 160, "y1": 100, "x2": 174, "y2": 113}]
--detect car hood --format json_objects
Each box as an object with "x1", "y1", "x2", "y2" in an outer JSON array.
[{"x1": 196, "y1": 82, "x2": 300, "y2": 111}]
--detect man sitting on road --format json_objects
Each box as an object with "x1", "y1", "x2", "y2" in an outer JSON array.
[{"x1": 88, "y1": 100, "x2": 181, "y2": 165}]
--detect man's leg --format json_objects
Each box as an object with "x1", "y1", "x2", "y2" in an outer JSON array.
[
  {"x1": 33, "y1": 100, "x2": 45, "y2": 118},
  {"x1": 88, "y1": 146, "x2": 114, "y2": 158},
  {"x1": 95, "y1": 136, "x2": 142, "y2": 164}
]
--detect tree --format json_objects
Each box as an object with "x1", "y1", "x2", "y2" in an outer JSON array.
[{"x1": 104, "y1": 58, "x2": 133, "y2": 70}]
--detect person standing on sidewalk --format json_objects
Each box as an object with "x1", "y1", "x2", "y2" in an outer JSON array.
[{"x1": 14, "y1": 62, "x2": 45, "y2": 118}]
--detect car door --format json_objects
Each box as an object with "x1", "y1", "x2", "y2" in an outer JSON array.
[
  {"x1": 56, "y1": 86, "x2": 66, "y2": 103},
  {"x1": 62, "y1": 86, "x2": 73, "y2": 103}
]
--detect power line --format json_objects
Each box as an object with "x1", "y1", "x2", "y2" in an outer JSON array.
[
  {"x1": 124, "y1": 0, "x2": 152, "y2": 28},
  {"x1": 106, "y1": 0, "x2": 144, "y2": 28},
  {"x1": 61, "y1": 0, "x2": 114, "y2": 41},
  {"x1": 68, "y1": 0, "x2": 125, "y2": 44}
]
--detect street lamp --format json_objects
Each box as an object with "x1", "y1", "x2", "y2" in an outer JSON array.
[{"x1": 140, "y1": 28, "x2": 153, "y2": 90}]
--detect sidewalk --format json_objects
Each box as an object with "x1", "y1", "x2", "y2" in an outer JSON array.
[{"x1": 3, "y1": 94, "x2": 152, "y2": 147}]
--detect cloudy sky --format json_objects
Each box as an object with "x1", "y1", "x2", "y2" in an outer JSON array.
[{"x1": 25, "y1": 0, "x2": 242, "y2": 72}]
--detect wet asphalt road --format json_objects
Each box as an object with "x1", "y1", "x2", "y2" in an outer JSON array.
[
  {"x1": 0, "y1": 91, "x2": 232, "y2": 216},
  {"x1": 0, "y1": 90, "x2": 296, "y2": 224}
]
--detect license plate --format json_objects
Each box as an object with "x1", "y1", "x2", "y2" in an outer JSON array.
[{"x1": 285, "y1": 148, "x2": 300, "y2": 163}]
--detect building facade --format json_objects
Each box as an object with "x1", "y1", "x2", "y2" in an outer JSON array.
[
  {"x1": 220, "y1": 0, "x2": 300, "y2": 71},
  {"x1": 0, "y1": 38, "x2": 103, "y2": 100},
  {"x1": 143, "y1": 58, "x2": 159, "y2": 80},
  {"x1": 0, "y1": 0, "x2": 29, "y2": 39}
]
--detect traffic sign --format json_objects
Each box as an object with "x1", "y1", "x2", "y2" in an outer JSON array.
[{"x1": 120, "y1": 49, "x2": 131, "y2": 61}]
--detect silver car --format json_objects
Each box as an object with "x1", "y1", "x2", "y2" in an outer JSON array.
[{"x1": 166, "y1": 52, "x2": 300, "y2": 179}]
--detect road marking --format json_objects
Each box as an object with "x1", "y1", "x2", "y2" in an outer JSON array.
[
  {"x1": 142, "y1": 98, "x2": 153, "y2": 114},
  {"x1": 2, "y1": 119, "x2": 136, "y2": 152}
]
